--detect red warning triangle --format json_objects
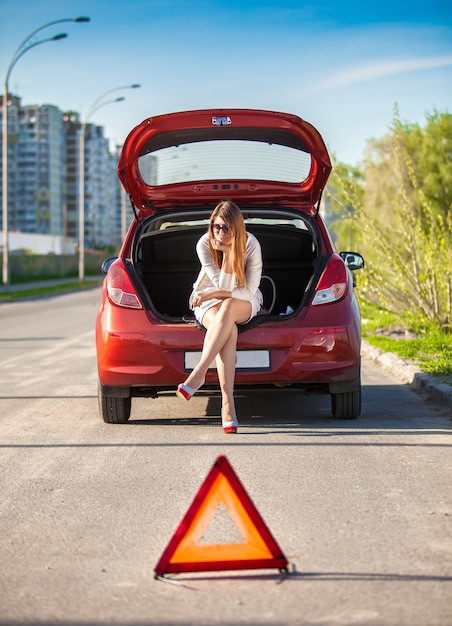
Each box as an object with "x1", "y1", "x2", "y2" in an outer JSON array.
[{"x1": 154, "y1": 455, "x2": 288, "y2": 575}]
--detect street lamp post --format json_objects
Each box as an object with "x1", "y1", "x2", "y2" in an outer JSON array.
[
  {"x1": 78, "y1": 84, "x2": 140, "y2": 280},
  {"x1": 1, "y1": 17, "x2": 90, "y2": 288}
]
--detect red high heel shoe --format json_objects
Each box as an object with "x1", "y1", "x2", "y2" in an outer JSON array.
[
  {"x1": 176, "y1": 379, "x2": 204, "y2": 401},
  {"x1": 223, "y1": 424, "x2": 238, "y2": 434},
  {"x1": 222, "y1": 409, "x2": 238, "y2": 434}
]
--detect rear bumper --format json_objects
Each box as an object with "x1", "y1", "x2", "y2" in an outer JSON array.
[
  {"x1": 100, "y1": 376, "x2": 360, "y2": 398},
  {"x1": 96, "y1": 300, "x2": 361, "y2": 397}
]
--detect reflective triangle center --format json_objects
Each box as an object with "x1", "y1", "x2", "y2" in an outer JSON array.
[{"x1": 170, "y1": 473, "x2": 273, "y2": 563}]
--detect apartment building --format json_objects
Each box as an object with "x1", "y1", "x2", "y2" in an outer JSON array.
[
  {"x1": 1, "y1": 94, "x2": 21, "y2": 232},
  {"x1": 62, "y1": 111, "x2": 120, "y2": 247},
  {"x1": 1, "y1": 94, "x2": 122, "y2": 251},
  {"x1": 61, "y1": 111, "x2": 80, "y2": 242},
  {"x1": 19, "y1": 103, "x2": 65, "y2": 236}
]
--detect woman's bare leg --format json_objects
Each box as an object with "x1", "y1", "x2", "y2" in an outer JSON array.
[
  {"x1": 215, "y1": 324, "x2": 239, "y2": 423},
  {"x1": 182, "y1": 298, "x2": 251, "y2": 390}
]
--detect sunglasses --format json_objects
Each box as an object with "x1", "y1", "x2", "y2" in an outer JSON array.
[{"x1": 210, "y1": 223, "x2": 231, "y2": 235}]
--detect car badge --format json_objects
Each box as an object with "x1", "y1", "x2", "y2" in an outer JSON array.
[{"x1": 212, "y1": 116, "x2": 231, "y2": 126}]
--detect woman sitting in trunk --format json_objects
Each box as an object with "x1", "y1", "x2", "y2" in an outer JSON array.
[{"x1": 176, "y1": 200, "x2": 263, "y2": 434}]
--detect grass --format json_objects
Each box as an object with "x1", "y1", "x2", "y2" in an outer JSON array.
[
  {"x1": 359, "y1": 299, "x2": 452, "y2": 379},
  {"x1": 0, "y1": 279, "x2": 102, "y2": 301}
]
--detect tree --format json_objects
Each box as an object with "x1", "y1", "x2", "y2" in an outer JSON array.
[
  {"x1": 407, "y1": 110, "x2": 452, "y2": 222},
  {"x1": 327, "y1": 108, "x2": 452, "y2": 330},
  {"x1": 364, "y1": 107, "x2": 452, "y2": 224},
  {"x1": 324, "y1": 160, "x2": 364, "y2": 251}
]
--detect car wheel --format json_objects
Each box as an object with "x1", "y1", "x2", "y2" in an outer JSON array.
[
  {"x1": 331, "y1": 385, "x2": 361, "y2": 419},
  {"x1": 98, "y1": 385, "x2": 131, "y2": 423}
]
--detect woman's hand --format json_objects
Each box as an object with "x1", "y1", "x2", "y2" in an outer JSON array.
[
  {"x1": 211, "y1": 238, "x2": 231, "y2": 253},
  {"x1": 192, "y1": 289, "x2": 231, "y2": 307},
  {"x1": 211, "y1": 238, "x2": 233, "y2": 273},
  {"x1": 191, "y1": 292, "x2": 205, "y2": 307}
]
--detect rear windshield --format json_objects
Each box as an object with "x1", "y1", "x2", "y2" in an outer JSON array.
[{"x1": 138, "y1": 140, "x2": 312, "y2": 186}]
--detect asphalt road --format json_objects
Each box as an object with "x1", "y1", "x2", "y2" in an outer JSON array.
[{"x1": 0, "y1": 288, "x2": 451, "y2": 626}]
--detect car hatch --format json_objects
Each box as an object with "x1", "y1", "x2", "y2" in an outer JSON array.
[{"x1": 118, "y1": 108, "x2": 332, "y2": 218}]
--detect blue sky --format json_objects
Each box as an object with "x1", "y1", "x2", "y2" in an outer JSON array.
[{"x1": 1, "y1": 0, "x2": 451, "y2": 165}]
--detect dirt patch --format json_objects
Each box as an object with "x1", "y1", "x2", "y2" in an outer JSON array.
[{"x1": 374, "y1": 325, "x2": 418, "y2": 340}]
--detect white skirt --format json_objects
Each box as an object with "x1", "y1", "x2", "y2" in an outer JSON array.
[{"x1": 192, "y1": 291, "x2": 263, "y2": 327}]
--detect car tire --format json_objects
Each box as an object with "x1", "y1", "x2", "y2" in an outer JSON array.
[
  {"x1": 98, "y1": 385, "x2": 131, "y2": 423},
  {"x1": 331, "y1": 385, "x2": 361, "y2": 419}
]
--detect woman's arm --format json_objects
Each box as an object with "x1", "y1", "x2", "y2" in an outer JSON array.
[
  {"x1": 196, "y1": 234, "x2": 236, "y2": 292},
  {"x1": 191, "y1": 288, "x2": 231, "y2": 308}
]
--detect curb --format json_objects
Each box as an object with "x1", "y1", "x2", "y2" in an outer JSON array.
[{"x1": 361, "y1": 340, "x2": 452, "y2": 413}]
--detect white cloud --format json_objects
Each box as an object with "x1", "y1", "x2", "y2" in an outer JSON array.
[{"x1": 311, "y1": 55, "x2": 452, "y2": 91}]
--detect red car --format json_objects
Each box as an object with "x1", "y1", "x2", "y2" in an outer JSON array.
[{"x1": 96, "y1": 109, "x2": 364, "y2": 423}]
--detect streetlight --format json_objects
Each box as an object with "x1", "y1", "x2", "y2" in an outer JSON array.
[
  {"x1": 2, "y1": 17, "x2": 90, "y2": 288},
  {"x1": 78, "y1": 84, "x2": 140, "y2": 280}
]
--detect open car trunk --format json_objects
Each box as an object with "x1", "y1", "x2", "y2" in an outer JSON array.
[{"x1": 133, "y1": 211, "x2": 318, "y2": 323}]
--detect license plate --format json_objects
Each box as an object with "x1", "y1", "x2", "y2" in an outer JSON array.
[{"x1": 184, "y1": 350, "x2": 270, "y2": 371}]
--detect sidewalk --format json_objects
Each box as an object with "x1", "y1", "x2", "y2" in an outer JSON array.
[{"x1": 361, "y1": 339, "x2": 452, "y2": 413}]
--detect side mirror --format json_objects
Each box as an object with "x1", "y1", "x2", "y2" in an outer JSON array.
[
  {"x1": 340, "y1": 251, "x2": 365, "y2": 271},
  {"x1": 101, "y1": 257, "x2": 117, "y2": 274}
]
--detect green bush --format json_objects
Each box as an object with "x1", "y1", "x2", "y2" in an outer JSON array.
[{"x1": 327, "y1": 108, "x2": 452, "y2": 332}]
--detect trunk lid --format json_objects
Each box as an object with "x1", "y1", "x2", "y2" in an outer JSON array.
[{"x1": 118, "y1": 109, "x2": 331, "y2": 218}]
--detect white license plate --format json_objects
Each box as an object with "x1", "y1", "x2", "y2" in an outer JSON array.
[{"x1": 184, "y1": 350, "x2": 270, "y2": 371}]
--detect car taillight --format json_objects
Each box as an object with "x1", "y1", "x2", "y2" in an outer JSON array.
[
  {"x1": 105, "y1": 260, "x2": 142, "y2": 309},
  {"x1": 312, "y1": 253, "x2": 348, "y2": 305}
]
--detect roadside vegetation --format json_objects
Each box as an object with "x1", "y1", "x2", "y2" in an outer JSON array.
[
  {"x1": 359, "y1": 299, "x2": 452, "y2": 378},
  {"x1": 326, "y1": 106, "x2": 451, "y2": 379},
  {"x1": 0, "y1": 279, "x2": 102, "y2": 301}
]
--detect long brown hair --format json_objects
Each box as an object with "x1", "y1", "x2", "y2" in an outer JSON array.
[{"x1": 208, "y1": 200, "x2": 247, "y2": 287}]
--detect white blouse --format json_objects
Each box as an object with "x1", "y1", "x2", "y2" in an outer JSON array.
[{"x1": 190, "y1": 231, "x2": 263, "y2": 324}]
